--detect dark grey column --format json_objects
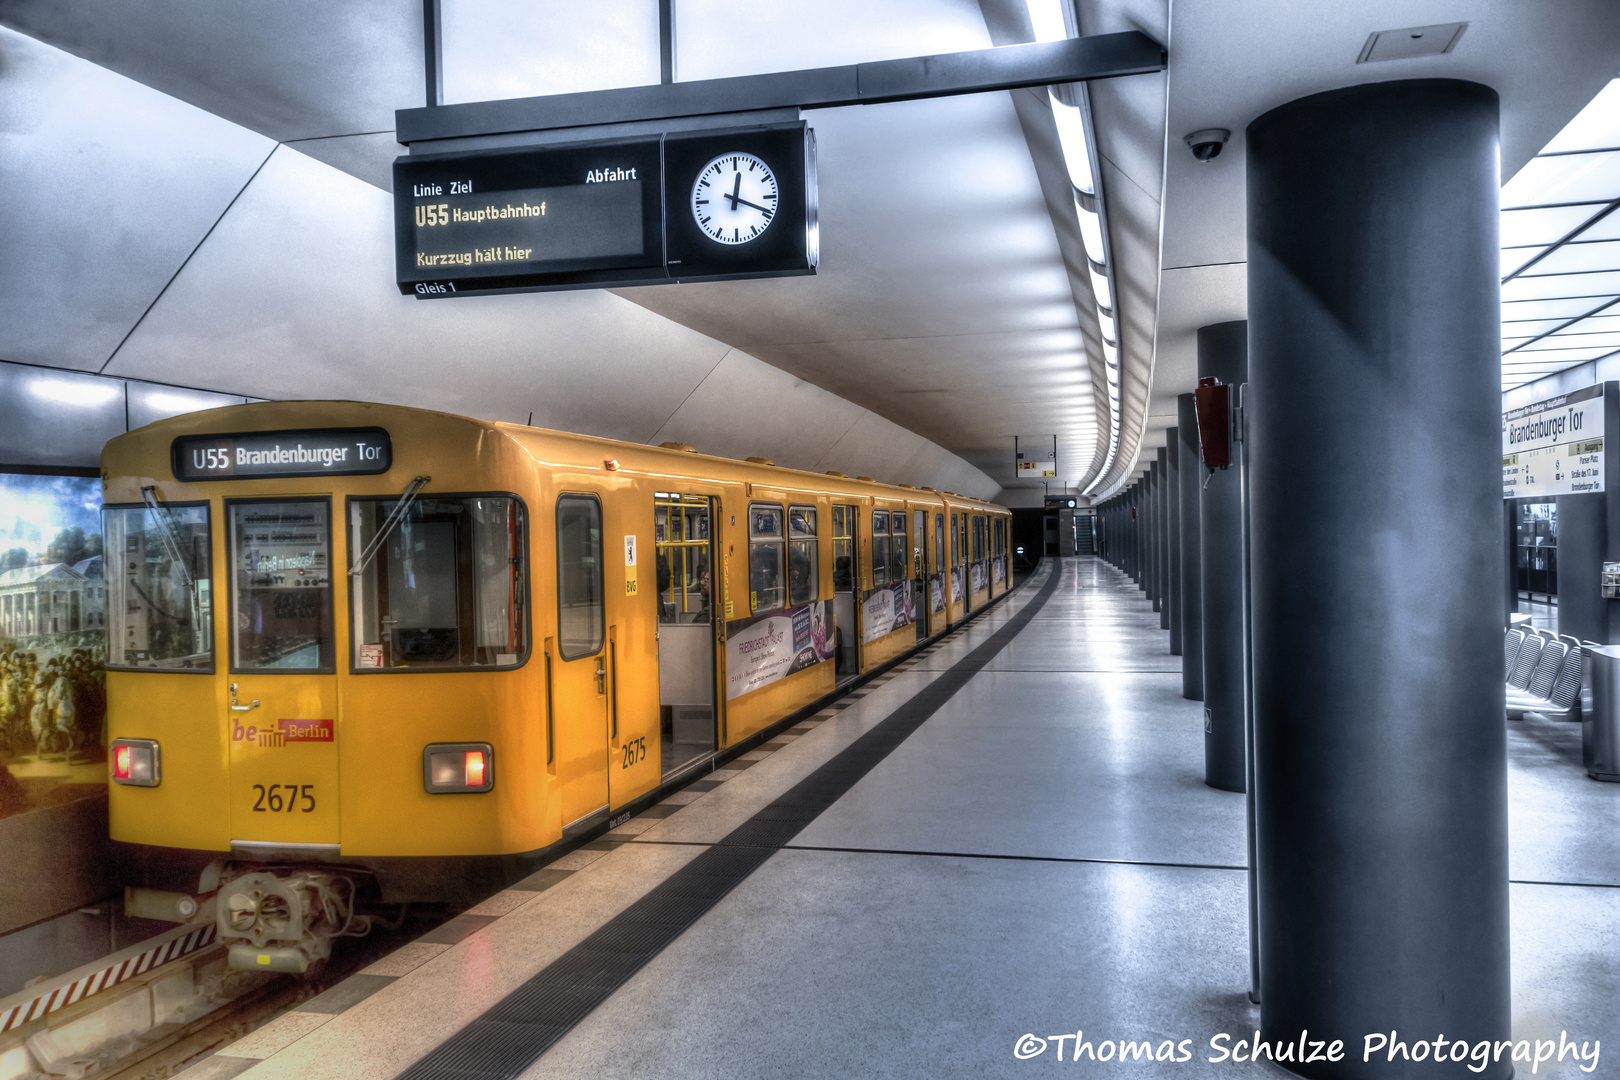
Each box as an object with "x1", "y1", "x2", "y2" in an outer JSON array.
[
  {"x1": 1557, "y1": 383, "x2": 1620, "y2": 645},
  {"x1": 1178, "y1": 397, "x2": 1203, "y2": 699},
  {"x1": 1158, "y1": 447, "x2": 1171, "y2": 630},
  {"x1": 1248, "y1": 79, "x2": 1508, "y2": 1073},
  {"x1": 1503, "y1": 501, "x2": 1516, "y2": 622},
  {"x1": 1168, "y1": 430, "x2": 1183, "y2": 655},
  {"x1": 1134, "y1": 482, "x2": 1145, "y2": 585},
  {"x1": 1559, "y1": 489, "x2": 1604, "y2": 643},
  {"x1": 1200, "y1": 322, "x2": 1247, "y2": 793},
  {"x1": 1146, "y1": 466, "x2": 1159, "y2": 604}
]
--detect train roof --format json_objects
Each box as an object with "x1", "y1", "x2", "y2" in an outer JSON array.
[{"x1": 106, "y1": 398, "x2": 1008, "y2": 511}]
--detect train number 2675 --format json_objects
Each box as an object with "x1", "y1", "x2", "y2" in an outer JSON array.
[
  {"x1": 252, "y1": 784, "x2": 316, "y2": 813},
  {"x1": 620, "y1": 738, "x2": 646, "y2": 769}
]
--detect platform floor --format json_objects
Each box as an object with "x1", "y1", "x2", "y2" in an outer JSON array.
[{"x1": 185, "y1": 559, "x2": 1619, "y2": 1080}]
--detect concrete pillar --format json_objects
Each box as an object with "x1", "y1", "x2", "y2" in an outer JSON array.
[
  {"x1": 1248, "y1": 79, "x2": 1508, "y2": 1072},
  {"x1": 1133, "y1": 482, "x2": 1144, "y2": 585},
  {"x1": 1557, "y1": 383, "x2": 1620, "y2": 644},
  {"x1": 1158, "y1": 446, "x2": 1172, "y2": 632},
  {"x1": 1200, "y1": 321, "x2": 1248, "y2": 794},
  {"x1": 1146, "y1": 466, "x2": 1159, "y2": 604},
  {"x1": 1503, "y1": 501, "x2": 1516, "y2": 622},
  {"x1": 1168, "y1": 430, "x2": 1183, "y2": 655},
  {"x1": 1178, "y1": 399, "x2": 1203, "y2": 699}
]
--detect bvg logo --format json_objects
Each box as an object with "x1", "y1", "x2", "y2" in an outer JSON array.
[{"x1": 232, "y1": 718, "x2": 335, "y2": 747}]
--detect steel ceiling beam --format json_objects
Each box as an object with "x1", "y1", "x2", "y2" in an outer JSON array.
[{"x1": 396, "y1": 31, "x2": 1165, "y2": 144}]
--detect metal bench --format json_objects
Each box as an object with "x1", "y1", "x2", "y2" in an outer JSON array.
[
  {"x1": 1507, "y1": 638, "x2": 1566, "y2": 715},
  {"x1": 1507, "y1": 635, "x2": 1586, "y2": 721},
  {"x1": 1504, "y1": 628, "x2": 1525, "y2": 679},
  {"x1": 1508, "y1": 631, "x2": 1544, "y2": 691}
]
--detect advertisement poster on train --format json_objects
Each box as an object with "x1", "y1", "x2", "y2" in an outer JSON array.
[
  {"x1": 1502, "y1": 384, "x2": 1604, "y2": 498},
  {"x1": 992, "y1": 557, "x2": 1006, "y2": 585},
  {"x1": 950, "y1": 567, "x2": 963, "y2": 604},
  {"x1": 969, "y1": 561, "x2": 987, "y2": 594},
  {"x1": 861, "y1": 582, "x2": 914, "y2": 644},
  {"x1": 0, "y1": 472, "x2": 107, "y2": 820},
  {"x1": 724, "y1": 598, "x2": 835, "y2": 699},
  {"x1": 929, "y1": 572, "x2": 945, "y2": 614}
]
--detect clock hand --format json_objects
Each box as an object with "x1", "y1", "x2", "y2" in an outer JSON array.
[
  {"x1": 726, "y1": 171, "x2": 742, "y2": 210},
  {"x1": 732, "y1": 196, "x2": 774, "y2": 214}
]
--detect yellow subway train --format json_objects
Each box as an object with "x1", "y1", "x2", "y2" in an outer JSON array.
[{"x1": 101, "y1": 400, "x2": 1011, "y2": 970}]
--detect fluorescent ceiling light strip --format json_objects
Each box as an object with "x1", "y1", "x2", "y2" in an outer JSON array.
[
  {"x1": 1051, "y1": 95, "x2": 1096, "y2": 195},
  {"x1": 28, "y1": 379, "x2": 121, "y2": 406},
  {"x1": 1075, "y1": 199, "x2": 1105, "y2": 266},
  {"x1": 1090, "y1": 266, "x2": 1113, "y2": 310}
]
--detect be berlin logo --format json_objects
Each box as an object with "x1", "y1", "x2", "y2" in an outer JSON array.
[{"x1": 1012, "y1": 1030, "x2": 1601, "y2": 1073}]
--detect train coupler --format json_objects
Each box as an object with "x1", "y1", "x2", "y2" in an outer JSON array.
[{"x1": 217, "y1": 868, "x2": 372, "y2": 973}]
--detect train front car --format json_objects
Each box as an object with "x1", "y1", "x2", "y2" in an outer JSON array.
[{"x1": 103, "y1": 401, "x2": 546, "y2": 973}]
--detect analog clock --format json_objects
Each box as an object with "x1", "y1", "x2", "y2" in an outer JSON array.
[{"x1": 691, "y1": 152, "x2": 779, "y2": 245}]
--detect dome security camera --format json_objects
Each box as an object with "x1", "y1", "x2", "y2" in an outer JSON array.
[{"x1": 1184, "y1": 128, "x2": 1230, "y2": 162}]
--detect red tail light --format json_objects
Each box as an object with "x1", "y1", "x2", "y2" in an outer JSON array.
[
  {"x1": 110, "y1": 739, "x2": 160, "y2": 786},
  {"x1": 423, "y1": 743, "x2": 494, "y2": 793}
]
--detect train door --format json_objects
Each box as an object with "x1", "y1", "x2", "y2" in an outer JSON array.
[
  {"x1": 912, "y1": 509, "x2": 927, "y2": 638},
  {"x1": 957, "y1": 511, "x2": 970, "y2": 613},
  {"x1": 552, "y1": 492, "x2": 610, "y2": 829},
  {"x1": 224, "y1": 497, "x2": 341, "y2": 849},
  {"x1": 932, "y1": 512, "x2": 946, "y2": 634},
  {"x1": 653, "y1": 494, "x2": 717, "y2": 779},
  {"x1": 831, "y1": 504, "x2": 858, "y2": 678}
]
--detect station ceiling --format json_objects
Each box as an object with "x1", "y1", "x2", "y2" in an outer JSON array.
[{"x1": 1, "y1": 0, "x2": 1617, "y2": 501}]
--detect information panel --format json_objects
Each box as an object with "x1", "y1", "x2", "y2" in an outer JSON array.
[
  {"x1": 394, "y1": 139, "x2": 665, "y2": 295},
  {"x1": 394, "y1": 122, "x2": 816, "y2": 296},
  {"x1": 1502, "y1": 384, "x2": 1604, "y2": 498},
  {"x1": 173, "y1": 428, "x2": 392, "y2": 482}
]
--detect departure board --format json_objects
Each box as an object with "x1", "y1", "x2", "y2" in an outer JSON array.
[{"x1": 394, "y1": 139, "x2": 665, "y2": 295}]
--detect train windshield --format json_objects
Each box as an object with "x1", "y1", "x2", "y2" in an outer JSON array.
[
  {"x1": 351, "y1": 495, "x2": 528, "y2": 670},
  {"x1": 229, "y1": 500, "x2": 334, "y2": 672},
  {"x1": 103, "y1": 504, "x2": 213, "y2": 671}
]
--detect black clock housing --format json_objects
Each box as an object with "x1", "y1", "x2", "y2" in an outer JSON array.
[{"x1": 664, "y1": 122, "x2": 818, "y2": 283}]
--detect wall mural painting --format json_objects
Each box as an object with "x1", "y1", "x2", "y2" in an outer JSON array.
[{"x1": 0, "y1": 473, "x2": 107, "y2": 819}]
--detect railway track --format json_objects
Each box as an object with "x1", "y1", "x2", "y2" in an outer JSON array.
[{"x1": 2, "y1": 905, "x2": 450, "y2": 1080}]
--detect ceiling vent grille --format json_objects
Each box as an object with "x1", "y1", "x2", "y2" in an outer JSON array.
[{"x1": 1357, "y1": 23, "x2": 1467, "y2": 63}]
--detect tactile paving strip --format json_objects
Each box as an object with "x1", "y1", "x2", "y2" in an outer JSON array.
[{"x1": 396, "y1": 568, "x2": 1060, "y2": 1080}]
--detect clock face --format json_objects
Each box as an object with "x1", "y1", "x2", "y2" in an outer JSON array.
[{"x1": 691, "y1": 153, "x2": 779, "y2": 245}]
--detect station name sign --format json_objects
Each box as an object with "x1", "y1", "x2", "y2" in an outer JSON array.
[
  {"x1": 172, "y1": 428, "x2": 392, "y2": 482},
  {"x1": 394, "y1": 122, "x2": 817, "y2": 297},
  {"x1": 1502, "y1": 384, "x2": 1604, "y2": 498}
]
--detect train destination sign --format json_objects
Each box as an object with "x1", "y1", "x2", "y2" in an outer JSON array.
[
  {"x1": 172, "y1": 428, "x2": 393, "y2": 482},
  {"x1": 1502, "y1": 384, "x2": 1604, "y2": 498},
  {"x1": 395, "y1": 122, "x2": 817, "y2": 296}
]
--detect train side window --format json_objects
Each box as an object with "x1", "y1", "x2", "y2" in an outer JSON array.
[
  {"x1": 973, "y1": 516, "x2": 986, "y2": 563},
  {"x1": 350, "y1": 495, "x2": 529, "y2": 670},
  {"x1": 832, "y1": 506, "x2": 855, "y2": 591},
  {"x1": 654, "y1": 495, "x2": 711, "y2": 625},
  {"x1": 749, "y1": 504, "x2": 785, "y2": 613},
  {"x1": 934, "y1": 514, "x2": 944, "y2": 573},
  {"x1": 103, "y1": 503, "x2": 213, "y2": 671},
  {"x1": 871, "y1": 510, "x2": 889, "y2": 587},
  {"x1": 889, "y1": 510, "x2": 907, "y2": 584},
  {"x1": 788, "y1": 505, "x2": 818, "y2": 607},
  {"x1": 958, "y1": 514, "x2": 968, "y2": 566},
  {"x1": 556, "y1": 495, "x2": 604, "y2": 661},
  {"x1": 228, "y1": 499, "x2": 334, "y2": 673}
]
